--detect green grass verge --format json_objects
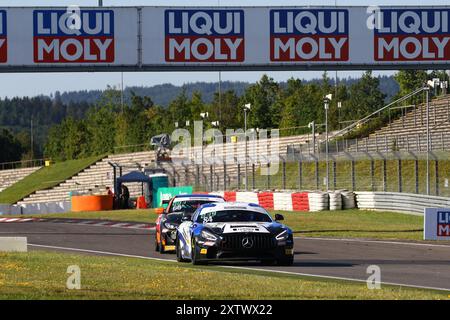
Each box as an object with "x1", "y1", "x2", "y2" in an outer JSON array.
[
  {"x1": 23, "y1": 208, "x2": 426, "y2": 241},
  {"x1": 0, "y1": 251, "x2": 447, "y2": 299},
  {"x1": 0, "y1": 155, "x2": 104, "y2": 204}
]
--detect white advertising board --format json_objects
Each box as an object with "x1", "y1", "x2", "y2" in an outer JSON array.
[
  {"x1": 0, "y1": 6, "x2": 449, "y2": 71},
  {"x1": 424, "y1": 208, "x2": 450, "y2": 240}
]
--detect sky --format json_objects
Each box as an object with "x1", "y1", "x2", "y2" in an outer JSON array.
[{"x1": 0, "y1": 0, "x2": 446, "y2": 98}]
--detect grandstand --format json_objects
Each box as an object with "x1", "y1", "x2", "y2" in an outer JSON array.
[
  {"x1": 0, "y1": 167, "x2": 42, "y2": 193},
  {"x1": 345, "y1": 94, "x2": 450, "y2": 153}
]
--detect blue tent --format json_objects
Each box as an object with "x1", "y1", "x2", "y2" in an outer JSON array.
[{"x1": 115, "y1": 171, "x2": 151, "y2": 201}]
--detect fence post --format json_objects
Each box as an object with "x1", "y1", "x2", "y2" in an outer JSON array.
[
  {"x1": 298, "y1": 160, "x2": 302, "y2": 190},
  {"x1": 371, "y1": 160, "x2": 375, "y2": 191},
  {"x1": 267, "y1": 162, "x2": 271, "y2": 190},
  {"x1": 252, "y1": 163, "x2": 255, "y2": 190},
  {"x1": 382, "y1": 159, "x2": 387, "y2": 192},
  {"x1": 333, "y1": 160, "x2": 337, "y2": 190},
  {"x1": 282, "y1": 160, "x2": 286, "y2": 190},
  {"x1": 195, "y1": 165, "x2": 200, "y2": 188},
  {"x1": 223, "y1": 162, "x2": 227, "y2": 191},
  {"x1": 351, "y1": 160, "x2": 356, "y2": 191},
  {"x1": 415, "y1": 159, "x2": 419, "y2": 194},
  {"x1": 398, "y1": 159, "x2": 402, "y2": 193},
  {"x1": 315, "y1": 160, "x2": 319, "y2": 190},
  {"x1": 237, "y1": 164, "x2": 241, "y2": 190},
  {"x1": 210, "y1": 165, "x2": 213, "y2": 192},
  {"x1": 435, "y1": 160, "x2": 439, "y2": 196}
]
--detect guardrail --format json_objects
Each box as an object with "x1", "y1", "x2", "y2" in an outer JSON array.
[{"x1": 355, "y1": 191, "x2": 450, "y2": 215}]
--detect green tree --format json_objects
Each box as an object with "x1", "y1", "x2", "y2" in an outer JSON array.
[
  {"x1": 0, "y1": 128, "x2": 23, "y2": 163},
  {"x1": 343, "y1": 71, "x2": 386, "y2": 120}
]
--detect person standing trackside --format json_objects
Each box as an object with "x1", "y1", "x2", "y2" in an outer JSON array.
[{"x1": 121, "y1": 185, "x2": 130, "y2": 209}]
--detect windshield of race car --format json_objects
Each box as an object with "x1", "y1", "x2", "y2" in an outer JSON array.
[
  {"x1": 195, "y1": 210, "x2": 273, "y2": 224},
  {"x1": 169, "y1": 200, "x2": 218, "y2": 214},
  {"x1": 165, "y1": 213, "x2": 183, "y2": 223}
]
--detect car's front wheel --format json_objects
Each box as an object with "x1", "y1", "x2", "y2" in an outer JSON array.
[
  {"x1": 191, "y1": 238, "x2": 207, "y2": 265},
  {"x1": 277, "y1": 256, "x2": 294, "y2": 266},
  {"x1": 176, "y1": 236, "x2": 188, "y2": 263}
]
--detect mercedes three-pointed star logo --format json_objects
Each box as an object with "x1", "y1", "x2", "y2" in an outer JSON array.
[{"x1": 242, "y1": 237, "x2": 254, "y2": 249}]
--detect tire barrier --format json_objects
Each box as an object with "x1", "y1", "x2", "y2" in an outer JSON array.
[
  {"x1": 328, "y1": 191, "x2": 342, "y2": 211},
  {"x1": 341, "y1": 191, "x2": 356, "y2": 209},
  {"x1": 258, "y1": 192, "x2": 275, "y2": 210},
  {"x1": 308, "y1": 192, "x2": 329, "y2": 212},
  {"x1": 291, "y1": 192, "x2": 310, "y2": 211},
  {"x1": 355, "y1": 191, "x2": 450, "y2": 215},
  {"x1": 272, "y1": 192, "x2": 291, "y2": 211}
]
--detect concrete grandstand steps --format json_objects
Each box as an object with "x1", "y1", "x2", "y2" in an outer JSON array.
[
  {"x1": 0, "y1": 166, "x2": 42, "y2": 193},
  {"x1": 346, "y1": 95, "x2": 450, "y2": 153}
]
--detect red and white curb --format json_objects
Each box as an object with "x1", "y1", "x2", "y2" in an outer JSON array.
[
  {"x1": 0, "y1": 217, "x2": 155, "y2": 230},
  {"x1": 0, "y1": 217, "x2": 36, "y2": 223}
]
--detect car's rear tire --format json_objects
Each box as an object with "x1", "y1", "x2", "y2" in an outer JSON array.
[
  {"x1": 155, "y1": 235, "x2": 160, "y2": 252},
  {"x1": 191, "y1": 239, "x2": 207, "y2": 265},
  {"x1": 176, "y1": 236, "x2": 188, "y2": 263}
]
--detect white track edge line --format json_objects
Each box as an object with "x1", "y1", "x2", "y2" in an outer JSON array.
[
  {"x1": 295, "y1": 237, "x2": 450, "y2": 248},
  {"x1": 28, "y1": 243, "x2": 450, "y2": 293}
]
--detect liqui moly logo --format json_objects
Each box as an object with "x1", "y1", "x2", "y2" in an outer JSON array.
[
  {"x1": 437, "y1": 211, "x2": 450, "y2": 237},
  {"x1": 165, "y1": 10, "x2": 245, "y2": 62},
  {"x1": 375, "y1": 9, "x2": 450, "y2": 61},
  {"x1": 0, "y1": 10, "x2": 7, "y2": 63},
  {"x1": 33, "y1": 9, "x2": 115, "y2": 63},
  {"x1": 270, "y1": 9, "x2": 349, "y2": 62}
]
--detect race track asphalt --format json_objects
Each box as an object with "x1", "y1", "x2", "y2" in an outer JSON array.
[{"x1": 1, "y1": 221, "x2": 450, "y2": 291}]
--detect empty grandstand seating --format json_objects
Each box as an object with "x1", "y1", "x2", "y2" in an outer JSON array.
[
  {"x1": 0, "y1": 167, "x2": 42, "y2": 193},
  {"x1": 346, "y1": 94, "x2": 450, "y2": 153}
]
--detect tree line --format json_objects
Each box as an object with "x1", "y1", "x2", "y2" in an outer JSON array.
[{"x1": 1, "y1": 70, "x2": 447, "y2": 163}]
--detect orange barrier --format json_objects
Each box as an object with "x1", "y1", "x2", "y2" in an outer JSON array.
[{"x1": 71, "y1": 195, "x2": 113, "y2": 212}]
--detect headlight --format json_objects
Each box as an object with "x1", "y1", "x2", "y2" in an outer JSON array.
[
  {"x1": 164, "y1": 222, "x2": 177, "y2": 230},
  {"x1": 275, "y1": 230, "x2": 289, "y2": 241},
  {"x1": 201, "y1": 230, "x2": 218, "y2": 241}
]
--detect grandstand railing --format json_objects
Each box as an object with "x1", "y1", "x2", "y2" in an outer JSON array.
[{"x1": 0, "y1": 158, "x2": 45, "y2": 171}]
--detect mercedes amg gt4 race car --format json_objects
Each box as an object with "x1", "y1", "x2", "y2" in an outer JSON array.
[
  {"x1": 155, "y1": 194, "x2": 225, "y2": 253},
  {"x1": 176, "y1": 202, "x2": 294, "y2": 265}
]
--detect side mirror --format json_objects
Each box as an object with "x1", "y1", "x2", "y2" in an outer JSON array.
[
  {"x1": 162, "y1": 199, "x2": 170, "y2": 205},
  {"x1": 154, "y1": 207, "x2": 164, "y2": 215},
  {"x1": 182, "y1": 214, "x2": 192, "y2": 222},
  {"x1": 274, "y1": 213, "x2": 284, "y2": 221}
]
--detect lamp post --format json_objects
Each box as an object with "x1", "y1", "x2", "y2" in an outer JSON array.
[
  {"x1": 424, "y1": 85, "x2": 431, "y2": 195},
  {"x1": 211, "y1": 121, "x2": 220, "y2": 190},
  {"x1": 337, "y1": 101, "x2": 342, "y2": 129},
  {"x1": 308, "y1": 121, "x2": 315, "y2": 153},
  {"x1": 324, "y1": 94, "x2": 332, "y2": 191},
  {"x1": 243, "y1": 103, "x2": 251, "y2": 190},
  {"x1": 200, "y1": 112, "x2": 209, "y2": 176}
]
